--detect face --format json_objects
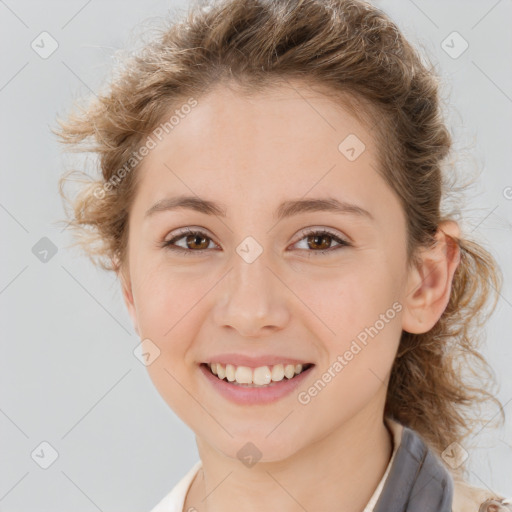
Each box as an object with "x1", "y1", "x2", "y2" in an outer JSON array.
[{"x1": 120, "y1": 81, "x2": 415, "y2": 462}]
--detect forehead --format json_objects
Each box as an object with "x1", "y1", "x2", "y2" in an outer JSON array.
[
  {"x1": 131, "y1": 81, "x2": 395, "y2": 220},
  {"x1": 161, "y1": 81, "x2": 376, "y2": 166}
]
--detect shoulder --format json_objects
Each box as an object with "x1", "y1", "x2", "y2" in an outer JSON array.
[
  {"x1": 452, "y1": 478, "x2": 512, "y2": 511},
  {"x1": 384, "y1": 417, "x2": 512, "y2": 512}
]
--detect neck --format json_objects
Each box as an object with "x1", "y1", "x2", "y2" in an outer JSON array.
[{"x1": 184, "y1": 396, "x2": 393, "y2": 512}]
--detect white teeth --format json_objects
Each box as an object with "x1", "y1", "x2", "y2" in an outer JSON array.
[
  {"x1": 284, "y1": 364, "x2": 296, "y2": 379},
  {"x1": 235, "y1": 365, "x2": 254, "y2": 384},
  {"x1": 216, "y1": 364, "x2": 225, "y2": 380},
  {"x1": 252, "y1": 366, "x2": 272, "y2": 385},
  {"x1": 226, "y1": 364, "x2": 236, "y2": 382},
  {"x1": 207, "y1": 362, "x2": 308, "y2": 386},
  {"x1": 271, "y1": 364, "x2": 285, "y2": 382}
]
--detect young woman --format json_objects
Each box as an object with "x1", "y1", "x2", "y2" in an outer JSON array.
[{"x1": 55, "y1": 0, "x2": 511, "y2": 510}]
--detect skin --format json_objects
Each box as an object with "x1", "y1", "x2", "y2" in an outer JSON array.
[{"x1": 119, "y1": 80, "x2": 460, "y2": 512}]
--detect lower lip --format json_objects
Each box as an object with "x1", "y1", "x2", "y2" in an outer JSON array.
[{"x1": 199, "y1": 363, "x2": 315, "y2": 405}]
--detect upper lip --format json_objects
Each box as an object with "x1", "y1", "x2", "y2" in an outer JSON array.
[{"x1": 202, "y1": 354, "x2": 314, "y2": 368}]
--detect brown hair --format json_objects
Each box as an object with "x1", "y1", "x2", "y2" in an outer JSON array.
[{"x1": 54, "y1": 0, "x2": 505, "y2": 479}]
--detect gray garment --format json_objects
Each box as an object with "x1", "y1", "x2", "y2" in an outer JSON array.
[{"x1": 374, "y1": 425, "x2": 453, "y2": 512}]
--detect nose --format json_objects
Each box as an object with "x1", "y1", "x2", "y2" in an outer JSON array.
[{"x1": 212, "y1": 248, "x2": 289, "y2": 337}]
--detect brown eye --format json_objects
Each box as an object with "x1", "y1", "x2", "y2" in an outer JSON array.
[
  {"x1": 306, "y1": 233, "x2": 333, "y2": 251},
  {"x1": 183, "y1": 233, "x2": 210, "y2": 250},
  {"x1": 294, "y1": 229, "x2": 351, "y2": 256},
  {"x1": 162, "y1": 227, "x2": 350, "y2": 257},
  {"x1": 162, "y1": 229, "x2": 216, "y2": 255}
]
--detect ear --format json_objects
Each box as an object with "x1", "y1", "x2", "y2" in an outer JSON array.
[
  {"x1": 115, "y1": 260, "x2": 139, "y2": 337},
  {"x1": 402, "y1": 220, "x2": 461, "y2": 334}
]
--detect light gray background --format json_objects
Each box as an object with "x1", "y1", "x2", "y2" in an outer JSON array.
[{"x1": 1, "y1": 0, "x2": 511, "y2": 510}]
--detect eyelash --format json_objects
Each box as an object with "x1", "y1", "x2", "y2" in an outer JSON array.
[{"x1": 161, "y1": 227, "x2": 351, "y2": 257}]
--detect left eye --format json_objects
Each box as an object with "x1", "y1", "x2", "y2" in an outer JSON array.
[
  {"x1": 161, "y1": 228, "x2": 351, "y2": 256},
  {"x1": 294, "y1": 229, "x2": 351, "y2": 255}
]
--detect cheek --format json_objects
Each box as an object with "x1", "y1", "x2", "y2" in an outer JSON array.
[
  {"x1": 132, "y1": 265, "x2": 207, "y2": 356},
  {"x1": 292, "y1": 258, "x2": 400, "y2": 336},
  {"x1": 130, "y1": 259, "x2": 243, "y2": 408},
  {"x1": 132, "y1": 266, "x2": 209, "y2": 419},
  {"x1": 301, "y1": 278, "x2": 401, "y2": 426},
  {"x1": 296, "y1": 259, "x2": 403, "y2": 382}
]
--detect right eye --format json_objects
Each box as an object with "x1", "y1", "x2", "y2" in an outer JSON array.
[{"x1": 162, "y1": 228, "x2": 218, "y2": 256}]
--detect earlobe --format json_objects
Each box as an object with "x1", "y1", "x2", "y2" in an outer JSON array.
[{"x1": 401, "y1": 221, "x2": 461, "y2": 334}]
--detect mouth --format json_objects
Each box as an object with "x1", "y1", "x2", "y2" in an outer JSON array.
[{"x1": 200, "y1": 362, "x2": 315, "y2": 388}]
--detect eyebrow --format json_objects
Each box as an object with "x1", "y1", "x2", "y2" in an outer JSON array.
[{"x1": 144, "y1": 195, "x2": 374, "y2": 222}]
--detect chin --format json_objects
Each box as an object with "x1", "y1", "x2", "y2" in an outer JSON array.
[{"x1": 211, "y1": 431, "x2": 300, "y2": 464}]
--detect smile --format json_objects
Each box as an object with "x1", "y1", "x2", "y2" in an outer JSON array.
[
  {"x1": 199, "y1": 362, "x2": 315, "y2": 405},
  {"x1": 206, "y1": 362, "x2": 314, "y2": 386}
]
